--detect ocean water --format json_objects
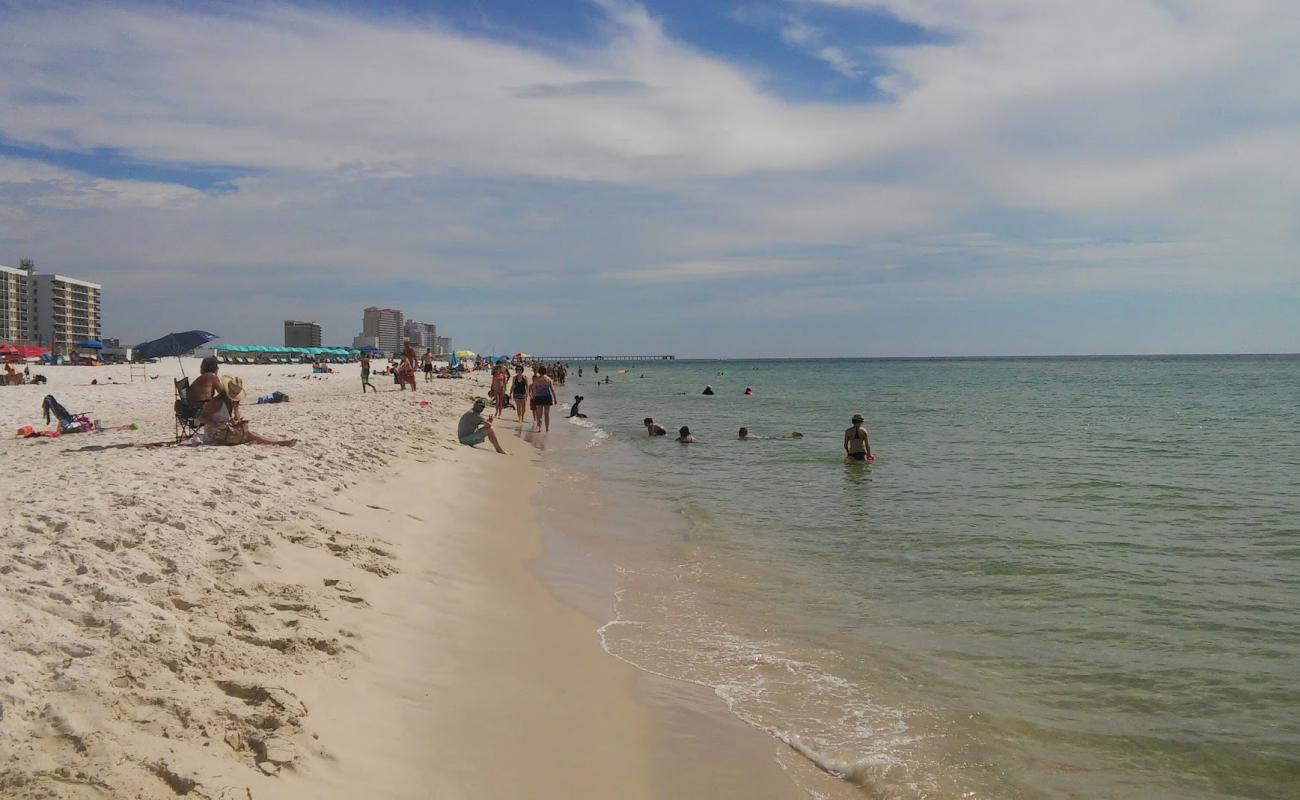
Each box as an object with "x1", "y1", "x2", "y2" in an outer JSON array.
[{"x1": 536, "y1": 356, "x2": 1300, "y2": 799}]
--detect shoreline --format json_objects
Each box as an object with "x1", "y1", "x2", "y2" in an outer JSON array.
[{"x1": 0, "y1": 360, "x2": 826, "y2": 798}]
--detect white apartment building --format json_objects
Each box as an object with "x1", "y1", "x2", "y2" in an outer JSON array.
[
  {"x1": 0, "y1": 263, "x2": 32, "y2": 343},
  {"x1": 1, "y1": 262, "x2": 102, "y2": 354}
]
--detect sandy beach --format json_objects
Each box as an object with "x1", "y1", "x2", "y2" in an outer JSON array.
[{"x1": 0, "y1": 360, "x2": 831, "y2": 799}]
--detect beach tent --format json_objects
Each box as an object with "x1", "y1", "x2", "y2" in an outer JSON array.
[{"x1": 75, "y1": 339, "x2": 105, "y2": 350}]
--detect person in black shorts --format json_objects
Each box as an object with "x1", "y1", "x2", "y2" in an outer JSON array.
[
  {"x1": 511, "y1": 365, "x2": 529, "y2": 425},
  {"x1": 844, "y1": 413, "x2": 873, "y2": 461}
]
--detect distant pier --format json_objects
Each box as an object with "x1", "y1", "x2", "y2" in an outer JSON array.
[{"x1": 531, "y1": 354, "x2": 675, "y2": 362}]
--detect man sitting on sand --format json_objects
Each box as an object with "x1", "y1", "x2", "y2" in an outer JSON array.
[
  {"x1": 644, "y1": 417, "x2": 667, "y2": 436},
  {"x1": 458, "y1": 399, "x2": 506, "y2": 454}
]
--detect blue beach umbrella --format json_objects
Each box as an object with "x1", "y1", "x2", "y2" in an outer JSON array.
[{"x1": 134, "y1": 330, "x2": 220, "y2": 375}]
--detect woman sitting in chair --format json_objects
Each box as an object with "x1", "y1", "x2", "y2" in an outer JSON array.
[{"x1": 188, "y1": 376, "x2": 296, "y2": 446}]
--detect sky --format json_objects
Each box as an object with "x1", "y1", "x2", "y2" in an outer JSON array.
[{"x1": 0, "y1": 0, "x2": 1298, "y2": 357}]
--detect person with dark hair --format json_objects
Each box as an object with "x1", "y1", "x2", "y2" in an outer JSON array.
[
  {"x1": 511, "y1": 365, "x2": 529, "y2": 425},
  {"x1": 844, "y1": 413, "x2": 874, "y2": 461},
  {"x1": 738, "y1": 427, "x2": 760, "y2": 439},
  {"x1": 458, "y1": 399, "x2": 506, "y2": 454},
  {"x1": 531, "y1": 365, "x2": 557, "y2": 432},
  {"x1": 644, "y1": 417, "x2": 667, "y2": 436},
  {"x1": 677, "y1": 426, "x2": 697, "y2": 443},
  {"x1": 360, "y1": 353, "x2": 376, "y2": 393},
  {"x1": 568, "y1": 395, "x2": 587, "y2": 419},
  {"x1": 188, "y1": 356, "x2": 222, "y2": 404}
]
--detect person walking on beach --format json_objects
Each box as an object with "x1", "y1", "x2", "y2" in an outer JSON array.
[
  {"x1": 422, "y1": 350, "x2": 434, "y2": 382},
  {"x1": 511, "y1": 365, "x2": 529, "y2": 425},
  {"x1": 360, "y1": 353, "x2": 376, "y2": 393},
  {"x1": 491, "y1": 365, "x2": 509, "y2": 418},
  {"x1": 458, "y1": 399, "x2": 506, "y2": 454},
  {"x1": 531, "y1": 365, "x2": 557, "y2": 432},
  {"x1": 844, "y1": 413, "x2": 873, "y2": 461}
]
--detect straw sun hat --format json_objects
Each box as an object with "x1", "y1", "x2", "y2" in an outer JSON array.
[{"x1": 221, "y1": 375, "x2": 247, "y2": 402}]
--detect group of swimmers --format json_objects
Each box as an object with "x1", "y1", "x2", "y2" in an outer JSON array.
[{"x1": 640, "y1": 413, "x2": 873, "y2": 460}]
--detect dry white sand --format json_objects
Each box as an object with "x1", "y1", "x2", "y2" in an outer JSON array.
[{"x1": 0, "y1": 360, "x2": 488, "y2": 797}]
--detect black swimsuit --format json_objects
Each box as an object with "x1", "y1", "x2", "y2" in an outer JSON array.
[{"x1": 512, "y1": 377, "x2": 528, "y2": 399}]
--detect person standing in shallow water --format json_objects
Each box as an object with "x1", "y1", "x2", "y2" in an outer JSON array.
[
  {"x1": 531, "y1": 365, "x2": 557, "y2": 432},
  {"x1": 844, "y1": 413, "x2": 873, "y2": 461}
]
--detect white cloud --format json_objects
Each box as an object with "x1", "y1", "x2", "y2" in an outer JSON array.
[{"x1": 0, "y1": 0, "x2": 1297, "y2": 350}]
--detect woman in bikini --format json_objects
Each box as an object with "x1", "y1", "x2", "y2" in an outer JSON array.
[
  {"x1": 491, "y1": 365, "x2": 509, "y2": 418},
  {"x1": 843, "y1": 413, "x2": 873, "y2": 461},
  {"x1": 530, "y1": 365, "x2": 557, "y2": 432},
  {"x1": 510, "y1": 365, "x2": 529, "y2": 425}
]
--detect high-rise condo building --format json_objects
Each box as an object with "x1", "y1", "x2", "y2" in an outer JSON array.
[
  {"x1": 435, "y1": 336, "x2": 452, "y2": 355},
  {"x1": 0, "y1": 263, "x2": 33, "y2": 343},
  {"x1": 30, "y1": 272, "x2": 103, "y2": 354},
  {"x1": 361, "y1": 307, "x2": 403, "y2": 353},
  {"x1": 284, "y1": 320, "x2": 323, "y2": 348},
  {"x1": 402, "y1": 318, "x2": 427, "y2": 349}
]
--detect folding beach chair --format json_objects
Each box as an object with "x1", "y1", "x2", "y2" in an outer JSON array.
[
  {"x1": 173, "y1": 378, "x2": 204, "y2": 442},
  {"x1": 41, "y1": 395, "x2": 93, "y2": 434}
]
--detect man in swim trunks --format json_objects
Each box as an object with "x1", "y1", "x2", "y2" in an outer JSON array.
[
  {"x1": 360, "y1": 353, "x2": 376, "y2": 393},
  {"x1": 644, "y1": 417, "x2": 667, "y2": 436},
  {"x1": 458, "y1": 399, "x2": 506, "y2": 453},
  {"x1": 844, "y1": 413, "x2": 873, "y2": 461}
]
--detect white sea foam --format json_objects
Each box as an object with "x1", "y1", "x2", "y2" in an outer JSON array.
[
  {"x1": 564, "y1": 411, "x2": 610, "y2": 447},
  {"x1": 594, "y1": 585, "x2": 932, "y2": 798}
]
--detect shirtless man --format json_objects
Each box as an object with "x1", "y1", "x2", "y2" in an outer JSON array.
[
  {"x1": 644, "y1": 417, "x2": 667, "y2": 436},
  {"x1": 188, "y1": 356, "x2": 222, "y2": 404},
  {"x1": 844, "y1": 413, "x2": 874, "y2": 461}
]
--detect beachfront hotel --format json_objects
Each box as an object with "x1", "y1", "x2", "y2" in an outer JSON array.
[
  {"x1": 284, "y1": 320, "x2": 323, "y2": 348},
  {"x1": 361, "y1": 306, "x2": 403, "y2": 353},
  {"x1": 0, "y1": 261, "x2": 102, "y2": 355}
]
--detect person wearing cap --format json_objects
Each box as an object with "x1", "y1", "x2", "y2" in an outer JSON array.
[
  {"x1": 458, "y1": 399, "x2": 506, "y2": 454},
  {"x1": 844, "y1": 413, "x2": 873, "y2": 462}
]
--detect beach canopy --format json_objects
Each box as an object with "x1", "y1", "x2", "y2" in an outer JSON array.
[
  {"x1": 135, "y1": 330, "x2": 219, "y2": 360},
  {"x1": 454, "y1": 350, "x2": 477, "y2": 359},
  {"x1": 212, "y1": 344, "x2": 355, "y2": 356},
  {"x1": 75, "y1": 339, "x2": 105, "y2": 349}
]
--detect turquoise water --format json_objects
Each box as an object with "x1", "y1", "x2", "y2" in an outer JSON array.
[{"x1": 541, "y1": 356, "x2": 1300, "y2": 799}]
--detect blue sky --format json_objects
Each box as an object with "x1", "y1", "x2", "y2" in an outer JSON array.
[{"x1": 0, "y1": 0, "x2": 1297, "y2": 356}]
